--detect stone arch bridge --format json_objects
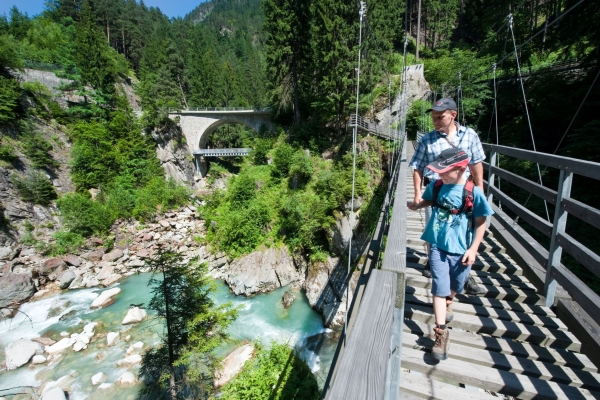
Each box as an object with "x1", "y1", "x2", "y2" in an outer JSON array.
[{"x1": 168, "y1": 108, "x2": 273, "y2": 176}]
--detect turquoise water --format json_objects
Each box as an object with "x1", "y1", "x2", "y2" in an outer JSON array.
[{"x1": 0, "y1": 273, "x2": 333, "y2": 398}]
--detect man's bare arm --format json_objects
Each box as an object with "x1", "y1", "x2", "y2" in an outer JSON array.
[
  {"x1": 470, "y1": 162, "x2": 484, "y2": 192},
  {"x1": 413, "y1": 169, "x2": 424, "y2": 203}
]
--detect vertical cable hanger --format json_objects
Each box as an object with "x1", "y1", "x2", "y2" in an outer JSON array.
[
  {"x1": 508, "y1": 13, "x2": 550, "y2": 222},
  {"x1": 345, "y1": 0, "x2": 366, "y2": 337}
]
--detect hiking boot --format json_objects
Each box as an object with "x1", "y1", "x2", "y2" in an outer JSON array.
[
  {"x1": 422, "y1": 261, "x2": 432, "y2": 278},
  {"x1": 445, "y1": 298, "x2": 454, "y2": 323},
  {"x1": 432, "y1": 326, "x2": 450, "y2": 361},
  {"x1": 465, "y1": 276, "x2": 486, "y2": 295}
]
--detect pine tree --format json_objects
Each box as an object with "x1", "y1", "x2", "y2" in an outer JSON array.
[
  {"x1": 138, "y1": 249, "x2": 238, "y2": 400},
  {"x1": 262, "y1": 0, "x2": 311, "y2": 123},
  {"x1": 74, "y1": 0, "x2": 115, "y2": 94}
]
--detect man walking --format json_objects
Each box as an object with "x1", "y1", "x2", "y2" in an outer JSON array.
[{"x1": 409, "y1": 97, "x2": 486, "y2": 295}]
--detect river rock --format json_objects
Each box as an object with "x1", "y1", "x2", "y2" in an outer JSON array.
[
  {"x1": 117, "y1": 354, "x2": 142, "y2": 367},
  {"x1": 107, "y1": 332, "x2": 119, "y2": 346},
  {"x1": 57, "y1": 270, "x2": 76, "y2": 289},
  {"x1": 40, "y1": 387, "x2": 67, "y2": 400},
  {"x1": 214, "y1": 344, "x2": 254, "y2": 388},
  {"x1": 83, "y1": 322, "x2": 97, "y2": 336},
  {"x1": 281, "y1": 291, "x2": 295, "y2": 308},
  {"x1": 85, "y1": 249, "x2": 105, "y2": 262},
  {"x1": 82, "y1": 272, "x2": 100, "y2": 288},
  {"x1": 224, "y1": 247, "x2": 300, "y2": 296},
  {"x1": 122, "y1": 307, "x2": 147, "y2": 325},
  {"x1": 103, "y1": 249, "x2": 123, "y2": 262},
  {"x1": 63, "y1": 254, "x2": 82, "y2": 267},
  {"x1": 90, "y1": 287, "x2": 121, "y2": 308},
  {"x1": 117, "y1": 371, "x2": 137, "y2": 386},
  {"x1": 32, "y1": 354, "x2": 47, "y2": 364},
  {"x1": 72, "y1": 340, "x2": 86, "y2": 352},
  {"x1": 32, "y1": 337, "x2": 56, "y2": 346},
  {"x1": 5, "y1": 339, "x2": 44, "y2": 370},
  {"x1": 96, "y1": 264, "x2": 114, "y2": 280},
  {"x1": 41, "y1": 258, "x2": 66, "y2": 276},
  {"x1": 101, "y1": 273, "x2": 122, "y2": 287},
  {"x1": 91, "y1": 372, "x2": 106, "y2": 385},
  {"x1": 46, "y1": 338, "x2": 76, "y2": 354},
  {"x1": 0, "y1": 273, "x2": 36, "y2": 308},
  {"x1": 48, "y1": 299, "x2": 71, "y2": 317}
]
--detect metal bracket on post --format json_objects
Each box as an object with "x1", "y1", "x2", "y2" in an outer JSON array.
[{"x1": 544, "y1": 168, "x2": 573, "y2": 307}]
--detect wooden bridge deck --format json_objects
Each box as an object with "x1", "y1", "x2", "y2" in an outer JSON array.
[{"x1": 400, "y1": 145, "x2": 600, "y2": 399}]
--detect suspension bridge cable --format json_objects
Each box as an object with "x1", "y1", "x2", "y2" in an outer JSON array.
[
  {"x1": 345, "y1": 0, "x2": 366, "y2": 337},
  {"x1": 518, "y1": 66, "x2": 600, "y2": 212},
  {"x1": 509, "y1": 13, "x2": 551, "y2": 222},
  {"x1": 445, "y1": 0, "x2": 586, "y2": 94}
]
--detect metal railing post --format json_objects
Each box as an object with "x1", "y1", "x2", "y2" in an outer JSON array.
[
  {"x1": 544, "y1": 168, "x2": 573, "y2": 307},
  {"x1": 486, "y1": 147, "x2": 497, "y2": 228}
]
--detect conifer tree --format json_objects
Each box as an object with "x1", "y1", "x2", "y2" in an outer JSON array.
[{"x1": 138, "y1": 249, "x2": 238, "y2": 400}]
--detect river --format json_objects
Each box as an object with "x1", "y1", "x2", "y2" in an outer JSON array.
[{"x1": 0, "y1": 273, "x2": 336, "y2": 399}]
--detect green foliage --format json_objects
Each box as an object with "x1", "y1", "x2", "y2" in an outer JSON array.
[
  {"x1": 253, "y1": 138, "x2": 273, "y2": 165},
  {"x1": 220, "y1": 342, "x2": 320, "y2": 400},
  {"x1": 11, "y1": 170, "x2": 57, "y2": 206},
  {"x1": 137, "y1": 250, "x2": 238, "y2": 399},
  {"x1": 56, "y1": 193, "x2": 113, "y2": 236},
  {"x1": 0, "y1": 141, "x2": 17, "y2": 162},
  {"x1": 0, "y1": 34, "x2": 24, "y2": 72},
  {"x1": 47, "y1": 231, "x2": 86, "y2": 256},
  {"x1": 0, "y1": 75, "x2": 22, "y2": 124},
  {"x1": 21, "y1": 131, "x2": 57, "y2": 169},
  {"x1": 271, "y1": 142, "x2": 294, "y2": 178},
  {"x1": 289, "y1": 150, "x2": 314, "y2": 185},
  {"x1": 406, "y1": 99, "x2": 433, "y2": 140},
  {"x1": 131, "y1": 177, "x2": 190, "y2": 221}
]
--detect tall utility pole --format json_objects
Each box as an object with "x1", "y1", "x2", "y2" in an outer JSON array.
[{"x1": 416, "y1": 0, "x2": 422, "y2": 59}]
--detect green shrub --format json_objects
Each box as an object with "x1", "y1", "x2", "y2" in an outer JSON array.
[
  {"x1": 214, "y1": 199, "x2": 271, "y2": 256},
  {"x1": 0, "y1": 143, "x2": 17, "y2": 162},
  {"x1": 229, "y1": 174, "x2": 257, "y2": 206},
  {"x1": 56, "y1": 192, "x2": 114, "y2": 236},
  {"x1": 271, "y1": 142, "x2": 294, "y2": 178},
  {"x1": 220, "y1": 342, "x2": 319, "y2": 400},
  {"x1": 48, "y1": 231, "x2": 85, "y2": 255},
  {"x1": 289, "y1": 150, "x2": 314, "y2": 184},
  {"x1": 132, "y1": 177, "x2": 189, "y2": 221},
  {"x1": 21, "y1": 132, "x2": 57, "y2": 169},
  {"x1": 253, "y1": 138, "x2": 273, "y2": 165},
  {"x1": 11, "y1": 170, "x2": 57, "y2": 205}
]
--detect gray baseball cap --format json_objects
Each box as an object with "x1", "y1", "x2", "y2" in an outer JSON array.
[{"x1": 427, "y1": 98, "x2": 457, "y2": 112}]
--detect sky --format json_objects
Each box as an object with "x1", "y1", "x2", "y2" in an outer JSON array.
[{"x1": 0, "y1": 0, "x2": 207, "y2": 19}]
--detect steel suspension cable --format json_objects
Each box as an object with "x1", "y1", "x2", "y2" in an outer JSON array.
[
  {"x1": 508, "y1": 13, "x2": 551, "y2": 222},
  {"x1": 345, "y1": 0, "x2": 366, "y2": 336}
]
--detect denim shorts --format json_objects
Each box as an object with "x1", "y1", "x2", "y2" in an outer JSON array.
[{"x1": 430, "y1": 245, "x2": 472, "y2": 297}]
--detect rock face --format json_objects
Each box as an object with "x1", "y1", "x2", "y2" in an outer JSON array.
[
  {"x1": 122, "y1": 307, "x2": 147, "y2": 325},
  {"x1": 0, "y1": 273, "x2": 36, "y2": 308},
  {"x1": 221, "y1": 247, "x2": 301, "y2": 296},
  {"x1": 5, "y1": 339, "x2": 44, "y2": 370},
  {"x1": 328, "y1": 212, "x2": 358, "y2": 255},
  {"x1": 90, "y1": 287, "x2": 121, "y2": 309},
  {"x1": 214, "y1": 344, "x2": 254, "y2": 388},
  {"x1": 303, "y1": 256, "x2": 359, "y2": 329}
]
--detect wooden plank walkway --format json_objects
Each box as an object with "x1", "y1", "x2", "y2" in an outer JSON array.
[{"x1": 400, "y1": 144, "x2": 600, "y2": 399}]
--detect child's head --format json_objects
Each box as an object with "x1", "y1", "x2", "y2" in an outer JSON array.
[{"x1": 427, "y1": 148, "x2": 470, "y2": 185}]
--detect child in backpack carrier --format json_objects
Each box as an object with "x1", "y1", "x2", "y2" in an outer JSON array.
[{"x1": 407, "y1": 148, "x2": 493, "y2": 361}]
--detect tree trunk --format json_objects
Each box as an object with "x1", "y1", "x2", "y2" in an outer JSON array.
[
  {"x1": 416, "y1": 0, "x2": 422, "y2": 59},
  {"x1": 292, "y1": 46, "x2": 301, "y2": 123},
  {"x1": 162, "y1": 266, "x2": 177, "y2": 400}
]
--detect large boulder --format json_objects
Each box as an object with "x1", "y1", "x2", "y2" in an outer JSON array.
[
  {"x1": 303, "y1": 256, "x2": 358, "y2": 329},
  {"x1": 91, "y1": 287, "x2": 121, "y2": 309},
  {"x1": 5, "y1": 339, "x2": 44, "y2": 370},
  {"x1": 281, "y1": 291, "x2": 295, "y2": 309},
  {"x1": 96, "y1": 264, "x2": 115, "y2": 281},
  {"x1": 45, "y1": 337, "x2": 76, "y2": 354},
  {"x1": 91, "y1": 372, "x2": 106, "y2": 385},
  {"x1": 328, "y1": 212, "x2": 358, "y2": 255},
  {"x1": 63, "y1": 254, "x2": 82, "y2": 267},
  {"x1": 117, "y1": 371, "x2": 137, "y2": 386},
  {"x1": 41, "y1": 258, "x2": 67, "y2": 276},
  {"x1": 107, "y1": 332, "x2": 119, "y2": 347},
  {"x1": 224, "y1": 247, "x2": 301, "y2": 296},
  {"x1": 57, "y1": 270, "x2": 76, "y2": 289},
  {"x1": 122, "y1": 307, "x2": 147, "y2": 325},
  {"x1": 102, "y1": 249, "x2": 124, "y2": 262},
  {"x1": 40, "y1": 387, "x2": 67, "y2": 400},
  {"x1": 0, "y1": 273, "x2": 36, "y2": 308},
  {"x1": 214, "y1": 344, "x2": 254, "y2": 388},
  {"x1": 117, "y1": 354, "x2": 142, "y2": 367}
]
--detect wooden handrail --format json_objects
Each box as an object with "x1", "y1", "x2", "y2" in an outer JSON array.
[{"x1": 483, "y1": 143, "x2": 600, "y2": 318}]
